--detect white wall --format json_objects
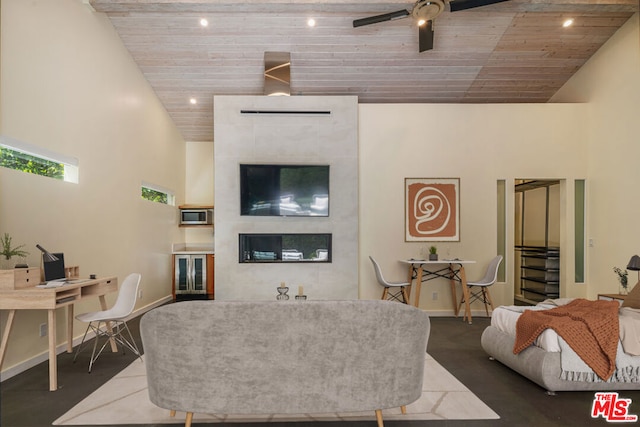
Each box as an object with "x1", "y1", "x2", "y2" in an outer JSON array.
[
  {"x1": 552, "y1": 14, "x2": 640, "y2": 297},
  {"x1": 358, "y1": 103, "x2": 588, "y2": 313},
  {"x1": 0, "y1": 0, "x2": 185, "y2": 375},
  {"x1": 184, "y1": 141, "x2": 215, "y2": 245},
  {"x1": 214, "y1": 96, "x2": 359, "y2": 300}
]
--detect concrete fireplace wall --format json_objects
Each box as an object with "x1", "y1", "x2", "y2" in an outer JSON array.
[{"x1": 214, "y1": 96, "x2": 359, "y2": 300}]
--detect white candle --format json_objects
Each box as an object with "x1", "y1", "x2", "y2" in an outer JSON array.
[{"x1": 298, "y1": 285, "x2": 304, "y2": 296}]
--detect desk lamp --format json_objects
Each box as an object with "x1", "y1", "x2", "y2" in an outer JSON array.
[
  {"x1": 37, "y1": 244, "x2": 59, "y2": 282},
  {"x1": 36, "y1": 244, "x2": 58, "y2": 262},
  {"x1": 626, "y1": 255, "x2": 640, "y2": 290}
]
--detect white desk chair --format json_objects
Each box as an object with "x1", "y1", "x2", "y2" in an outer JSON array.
[
  {"x1": 369, "y1": 256, "x2": 410, "y2": 304},
  {"x1": 459, "y1": 256, "x2": 503, "y2": 318},
  {"x1": 73, "y1": 273, "x2": 142, "y2": 372}
]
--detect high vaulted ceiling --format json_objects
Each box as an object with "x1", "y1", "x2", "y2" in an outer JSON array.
[{"x1": 89, "y1": 0, "x2": 638, "y2": 142}]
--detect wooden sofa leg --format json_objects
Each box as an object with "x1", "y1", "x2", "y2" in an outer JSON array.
[
  {"x1": 185, "y1": 412, "x2": 194, "y2": 427},
  {"x1": 375, "y1": 409, "x2": 384, "y2": 427},
  {"x1": 169, "y1": 410, "x2": 176, "y2": 417},
  {"x1": 401, "y1": 405, "x2": 407, "y2": 414}
]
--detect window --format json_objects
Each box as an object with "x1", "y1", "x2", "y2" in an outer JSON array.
[
  {"x1": 496, "y1": 179, "x2": 506, "y2": 282},
  {"x1": 575, "y1": 179, "x2": 586, "y2": 283},
  {"x1": 141, "y1": 181, "x2": 175, "y2": 205},
  {"x1": 0, "y1": 136, "x2": 78, "y2": 183}
]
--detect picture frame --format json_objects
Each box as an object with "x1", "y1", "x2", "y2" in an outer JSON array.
[{"x1": 405, "y1": 178, "x2": 460, "y2": 242}]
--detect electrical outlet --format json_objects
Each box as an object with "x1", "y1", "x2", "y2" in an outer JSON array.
[
  {"x1": 432, "y1": 292, "x2": 438, "y2": 301},
  {"x1": 138, "y1": 289, "x2": 143, "y2": 300},
  {"x1": 39, "y1": 323, "x2": 47, "y2": 337}
]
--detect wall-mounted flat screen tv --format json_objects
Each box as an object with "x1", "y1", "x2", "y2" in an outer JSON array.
[{"x1": 240, "y1": 164, "x2": 329, "y2": 217}]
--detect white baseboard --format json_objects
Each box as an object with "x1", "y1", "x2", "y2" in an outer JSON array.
[{"x1": 0, "y1": 295, "x2": 172, "y2": 383}]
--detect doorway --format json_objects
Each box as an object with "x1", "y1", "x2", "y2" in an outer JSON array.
[{"x1": 514, "y1": 179, "x2": 560, "y2": 305}]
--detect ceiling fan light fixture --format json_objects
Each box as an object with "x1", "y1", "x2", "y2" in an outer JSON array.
[
  {"x1": 412, "y1": 0, "x2": 445, "y2": 22},
  {"x1": 352, "y1": 0, "x2": 510, "y2": 53},
  {"x1": 563, "y1": 18, "x2": 574, "y2": 28}
]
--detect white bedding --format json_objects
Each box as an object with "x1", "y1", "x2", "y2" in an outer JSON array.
[{"x1": 491, "y1": 303, "x2": 563, "y2": 352}]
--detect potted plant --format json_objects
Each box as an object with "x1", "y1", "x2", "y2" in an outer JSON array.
[
  {"x1": 428, "y1": 246, "x2": 438, "y2": 261},
  {"x1": 1, "y1": 233, "x2": 29, "y2": 269},
  {"x1": 613, "y1": 266, "x2": 629, "y2": 295}
]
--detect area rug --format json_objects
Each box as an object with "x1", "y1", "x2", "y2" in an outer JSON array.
[{"x1": 54, "y1": 354, "x2": 499, "y2": 425}]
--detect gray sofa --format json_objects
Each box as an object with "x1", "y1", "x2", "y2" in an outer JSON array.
[{"x1": 140, "y1": 300, "x2": 430, "y2": 427}]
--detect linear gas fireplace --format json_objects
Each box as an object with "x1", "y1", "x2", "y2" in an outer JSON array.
[{"x1": 239, "y1": 233, "x2": 331, "y2": 263}]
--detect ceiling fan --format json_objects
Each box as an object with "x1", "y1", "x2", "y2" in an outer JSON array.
[{"x1": 353, "y1": 0, "x2": 510, "y2": 52}]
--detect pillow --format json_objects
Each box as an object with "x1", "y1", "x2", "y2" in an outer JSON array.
[{"x1": 622, "y1": 280, "x2": 640, "y2": 308}]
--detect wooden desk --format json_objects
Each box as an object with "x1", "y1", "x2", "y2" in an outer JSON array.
[
  {"x1": 400, "y1": 259, "x2": 476, "y2": 324},
  {"x1": 0, "y1": 276, "x2": 118, "y2": 391}
]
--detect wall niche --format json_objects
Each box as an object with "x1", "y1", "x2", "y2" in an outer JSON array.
[{"x1": 239, "y1": 233, "x2": 331, "y2": 263}]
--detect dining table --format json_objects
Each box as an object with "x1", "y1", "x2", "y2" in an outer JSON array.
[{"x1": 400, "y1": 259, "x2": 477, "y2": 324}]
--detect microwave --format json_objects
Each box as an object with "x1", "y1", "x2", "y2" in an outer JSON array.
[{"x1": 180, "y1": 209, "x2": 213, "y2": 225}]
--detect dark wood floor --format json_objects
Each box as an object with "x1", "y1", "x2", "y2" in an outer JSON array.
[{"x1": 2, "y1": 314, "x2": 639, "y2": 426}]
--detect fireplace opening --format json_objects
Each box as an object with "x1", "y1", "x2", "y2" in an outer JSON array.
[{"x1": 239, "y1": 233, "x2": 331, "y2": 263}]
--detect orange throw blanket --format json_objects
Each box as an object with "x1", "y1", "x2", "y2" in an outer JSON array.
[{"x1": 513, "y1": 298, "x2": 619, "y2": 380}]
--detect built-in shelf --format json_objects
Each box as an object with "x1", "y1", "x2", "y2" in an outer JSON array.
[
  {"x1": 517, "y1": 245, "x2": 560, "y2": 302},
  {"x1": 179, "y1": 204, "x2": 213, "y2": 209}
]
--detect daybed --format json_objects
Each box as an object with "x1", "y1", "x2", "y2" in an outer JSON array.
[
  {"x1": 481, "y1": 294, "x2": 640, "y2": 394},
  {"x1": 140, "y1": 300, "x2": 430, "y2": 427}
]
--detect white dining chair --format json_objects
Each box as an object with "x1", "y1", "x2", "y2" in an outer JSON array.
[
  {"x1": 370, "y1": 256, "x2": 410, "y2": 304},
  {"x1": 459, "y1": 256, "x2": 503, "y2": 317},
  {"x1": 73, "y1": 273, "x2": 142, "y2": 372}
]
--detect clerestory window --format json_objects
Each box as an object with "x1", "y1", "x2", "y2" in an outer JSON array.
[
  {"x1": 0, "y1": 136, "x2": 78, "y2": 183},
  {"x1": 141, "y1": 181, "x2": 175, "y2": 205}
]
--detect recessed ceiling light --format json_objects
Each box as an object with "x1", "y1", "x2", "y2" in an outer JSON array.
[
  {"x1": 190, "y1": 98, "x2": 197, "y2": 105},
  {"x1": 307, "y1": 18, "x2": 316, "y2": 27},
  {"x1": 563, "y1": 18, "x2": 574, "y2": 28},
  {"x1": 200, "y1": 18, "x2": 209, "y2": 27}
]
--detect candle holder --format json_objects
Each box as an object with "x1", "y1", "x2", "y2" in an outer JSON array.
[
  {"x1": 295, "y1": 294, "x2": 307, "y2": 301},
  {"x1": 276, "y1": 286, "x2": 290, "y2": 300}
]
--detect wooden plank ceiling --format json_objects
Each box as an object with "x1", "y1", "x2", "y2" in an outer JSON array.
[{"x1": 89, "y1": 0, "x2": 638, "y2": 141}]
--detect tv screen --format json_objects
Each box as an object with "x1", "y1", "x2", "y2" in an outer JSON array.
[{"x1": 240, "y1": 164, "x2": 329, "y2": 216}]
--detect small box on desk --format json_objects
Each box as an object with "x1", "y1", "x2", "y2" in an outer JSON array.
[{"x1": 0, "y1": 267, "x2": 41, "y2": 290}]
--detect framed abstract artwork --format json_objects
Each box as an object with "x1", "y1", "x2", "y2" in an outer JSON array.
[{"x1": 405, "y1": 178, "x2": 460, "y2": 242}]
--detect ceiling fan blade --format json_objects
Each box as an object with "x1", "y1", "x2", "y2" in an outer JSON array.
[
  {"x1": 418, "y1": 20, "x2": 434, "y2": 52},
  {"x1": 353, "y1": 9, "x2": 410, "y2": 28},
  {"x1": 449, "y1": 0, "x2": 509, "y2": 12}
]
